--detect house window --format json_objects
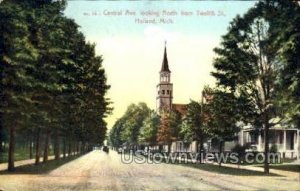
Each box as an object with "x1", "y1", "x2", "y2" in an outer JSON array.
[
  {"x1": 162, "y1": 90, "x2": 165, "y2": 95},
  {"x1": 158, "y1": 91, "x2": 160, "y2": 95},
  {"x1": 167, "y1": 90, "x2": 169, "y2": 94}
]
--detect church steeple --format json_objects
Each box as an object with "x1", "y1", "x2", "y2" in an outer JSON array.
[
  {"x1": 156, "y1": 41, "x2": 173, "y2": 112},
  {"x1": 161, "y1": 41, "x2": 171, "y2": 72}
]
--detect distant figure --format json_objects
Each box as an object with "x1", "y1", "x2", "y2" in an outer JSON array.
[{"x1": 103, "y1": 146, "x2": 109, "y2": 154}]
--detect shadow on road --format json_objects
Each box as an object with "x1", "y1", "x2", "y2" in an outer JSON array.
[
  {"x1": 175, "y1": 163, "x2": 283, "y2": 177},
  {"x1": 0, "y1": 155, "x2": 82, "y2": 175}
]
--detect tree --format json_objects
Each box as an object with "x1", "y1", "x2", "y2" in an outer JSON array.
[
  {"x1": 0, "y1": 0, "x2": 111, "y2": 170},
  {"x1": 0, "y1": 1, "x2": 39, "y2": 170},
  {"x1": 109, "y1": 118, "x2": 125, "y2": 148},
  {"x1": 211, "y1": 0, "x2": 300, "y2": 173},
  {"x1": 180, "y1": 100, "x2": 208, "y2": 152},
  {"x1": 169, "y1": 110, "x2": 182, "y2": 141},
  {"x1": 138, "y1": 111, "x2": 160, "y2": 146},
  {"x1": 121, "y1": 103, "x2": 151, "y2": 146},
  {"x1": 156, "y1": 111, "x2": 174, "y2": 152},
  {"x1": 271, "y1": 1, "x2": 300, "y2": 128},
  {"x1": 204, "y1": 89, "x2": 241, "y2": 166},
  {"x1": 109, "y1": 103, "x2": 150, "y2": 149}
]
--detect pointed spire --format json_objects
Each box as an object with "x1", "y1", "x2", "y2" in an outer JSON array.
[{"x1": 161, "y1": 41, "x2": 170, "y2": 72}]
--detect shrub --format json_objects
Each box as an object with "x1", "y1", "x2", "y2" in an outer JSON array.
[{"x1": 270, "y1": 144, "x2": 278, "y2": 153}]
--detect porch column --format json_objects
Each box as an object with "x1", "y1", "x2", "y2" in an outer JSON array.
[
  {"x1": 258, "y1": 131, "x2": 262, "y2": 152},
  {"x1": 241, "y1": 131, "x2": 244, "y2": 146},
  {"x1": 283, "y1": 130, "x2": 287, "y2": 152},
  {"x1": 297, "y1": 130, "x2": 300, "y2": 160}
]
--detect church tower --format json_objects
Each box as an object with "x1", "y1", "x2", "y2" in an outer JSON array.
[{"x1": 156, "y1": 42, "x2": 173, "y2": 112}]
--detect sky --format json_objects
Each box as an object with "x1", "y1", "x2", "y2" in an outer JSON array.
[{"x1": 64, "y1": 1, "x2": 257, "y2": 129}]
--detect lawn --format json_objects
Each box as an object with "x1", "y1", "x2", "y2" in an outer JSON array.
[
  {"x1": 0, "y1": 149, "x2": 31, "y2": 163},
  {"x1": 256, "y1": 163, "x2": 300, "y2": 173},
  {"x1": 0, "y1": 148, "x2": 55, "y2": 163},
  {"x1": 173, "y1": 163, "x2": 280, "y2": 176}
]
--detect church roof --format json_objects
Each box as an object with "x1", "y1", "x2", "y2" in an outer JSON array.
[
  {"x1": 172, "y1": 104, "x2": 187, "y2": 115},
  {"x1": 161, "y1": 42, "x2": 171, "y2": 72}
]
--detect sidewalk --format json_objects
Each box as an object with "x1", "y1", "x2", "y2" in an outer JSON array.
[
  {"x1": 0, "y1": 153, "x2": 77, "y2": 171},
  {"x1": 212, "y1": 162, "x2": 300, "y2": 178}
]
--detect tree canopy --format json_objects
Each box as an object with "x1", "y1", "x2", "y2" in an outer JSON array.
[
  {"x1": 0, "y1": 0, "x2": 111, "y2": 171},
  {"x1": 211, "y1": 0, "x2": 300, "y2": 173}
]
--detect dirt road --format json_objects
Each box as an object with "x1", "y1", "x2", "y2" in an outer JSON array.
[{"x1": 0, "y1": 150, "x2": 299, "y2": 190}]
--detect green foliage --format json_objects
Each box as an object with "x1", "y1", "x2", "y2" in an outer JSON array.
[
  {"x1": 109, "y1": 103, "x2": 150, "y2": 147},
  {"x1": 270, "y1": 144, "x2": 278, "y2": 153},
  {"x1": 204, "y1": 88, "x2": 240, "y2": 142},
  {"x1": 231, "y1": 143, "x2": 250, "y2": 156},
  {"x1": 180, "y1": 120, "x2": 193, "y2": 143},
  {"x1": 0, "y1": 0, "x2": 111, "y2": 167},
  {"x1": 169, "y1": 110, "x2": 182, "y2": 140},
  {"x1": 271, "y1": 1, "x2": 300, "y2": 128},
  {"x1": 138, "y1": 111, "x2": 160, "y2": 145},
  {"x1": 121, "y1": 103, "x2": 151, "y2": 144},
  {"x1": 212, "y1": 0, "x2": 300, "y2": 129},
  {"x1": 108, "y1": 118, "x2": 125, "y2": 147},
  {"x1": 211, "y1": 0, "x2": 300, "y2": 173},
  {"x1": 109, "y1": 104, "x2": 183, "y2": 147},
  {"x1": 180, "y1": 100, "x2": 208, "y2": 146}
]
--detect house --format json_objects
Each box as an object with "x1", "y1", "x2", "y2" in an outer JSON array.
[{"x1": 240, "y1": 125, "x2": 300, "y2": 159}]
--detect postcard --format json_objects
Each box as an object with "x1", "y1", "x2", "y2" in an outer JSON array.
[{"x1": 0, "y1": 0, "x2": 299, "y2": 190}]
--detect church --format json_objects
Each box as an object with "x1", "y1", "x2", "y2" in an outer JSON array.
[
  {"x1": 155, "y1": 42, "x2": 197, "y2": 153},
  {"x1": 156, "y1": 42, "x2": 187, "y2": 115}
]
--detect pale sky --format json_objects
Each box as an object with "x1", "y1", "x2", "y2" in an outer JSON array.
[{"x1": 64, "y1": 1, "x2": 257, "y2": 129}]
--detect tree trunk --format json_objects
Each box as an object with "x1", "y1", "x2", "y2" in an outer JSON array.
[
  {"x1": 168, "y1": 143, "x2": 171, "y2": 153},
  {"x1": 77, "y1": 142, "x2": 80, "y2": 154},
  {"x1": 54, "y1": 130, "x2": 60, "y2": 160},
  {"x1": 199, "y1": 139, "x2": 204, "y2": 163},
  {"x1": 0, "y1": 140, "x2": 3, "y2": 152},
  {"x1": 80, "y1": 142, "x2": 84, "y2": 154},
  {"x1": 264, "y1": 117, "x2": 270, "y2": 174},
  {"x1": 68, "y1": 138, "x2": 72, "y2": 157},
  {"x1": 35, "y1": 128, "x2": 41, "y2": 165},
  {"x1": 218, "y1": 140, "x2": 223, "y2": 167},
  {"x1": 43, "y1": 130, "x2": 50, "y2": 162},
  {"x1": 63, "y1": 137, "x2": 66, "y2": 159},
  {"x1": 8, "y1": 126, "x2": 16, "y2": 171},
  {"x1": 29, "y1": 135, "x2": 33, "y2": 159},
  {"x1": 0, "y1": 125, "x2": 3, "y2": 152},
  {"x1": 73, "y1": 142, "x2": 76, "y2": 155}
]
